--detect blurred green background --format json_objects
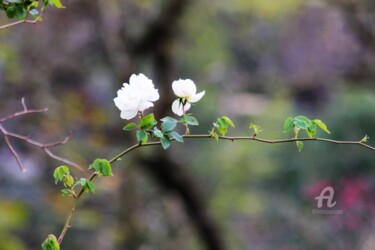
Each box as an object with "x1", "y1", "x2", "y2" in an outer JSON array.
[{"x1": 0, "y1": 0, "x2": 374, "y2": 249}]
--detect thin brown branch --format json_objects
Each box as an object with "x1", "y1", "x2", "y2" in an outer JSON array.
[
  {"x1": 0, "y1": 16, "x2": 41, "y2": 30},
  {"x1": 3, "y1": 134, "x2": 25, "y2": 172},
  {"x1": 0, "y1": 127, "x2": 84, "y2": 172},
  {"x1": 0, "y1": 100, "x2": 84, "y2": 172}
]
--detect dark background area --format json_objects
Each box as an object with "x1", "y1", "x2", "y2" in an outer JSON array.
[{"x1": 0, "y1": 0, "x2": 374, "y2": 249}]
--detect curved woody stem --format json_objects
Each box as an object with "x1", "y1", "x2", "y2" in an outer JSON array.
[{"x1": 57, "y1": 132, "x2": 374, "y2": 244}]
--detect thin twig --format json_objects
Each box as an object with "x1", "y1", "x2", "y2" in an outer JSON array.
[
  {"x1": 0, "y1": 100, "x2": 84, "y2": 172},
  {"x1": 3, "y1": 134, "x2": 25, "y2": 172},
  {"x1": 0, "y1": 16, "x2": 41, "y2": 30}
]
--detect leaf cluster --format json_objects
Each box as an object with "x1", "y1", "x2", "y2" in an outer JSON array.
[
  {"x1": 283, "y1": 115, "x2": 330, "y2": 151},
  {"x1": 41, "y1": 234, "x2": 59, "y2": 250},
  {"x1": 123, "y1": 113, "x2": 199, "y2": 150},
  {"x1": 210, "y1": 116, "x2": 235, "y2": 140},
  {"x1": 0, "y1": 0, "x2": 64, "y2": 21}
]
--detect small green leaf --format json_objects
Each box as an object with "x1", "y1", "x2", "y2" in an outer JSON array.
[
  {"x1": 160, "y1": 137, "x2": 171, "y2": 150},
  {"x1": 48, "y1": 0, "x2": 65, "y2": 8},
  {"x1": 221, "y1": 116, "x2": 235, "y2": 127},
  {"x1": 293, "y1": 116, "x2": 311, "y2": 130},
  {"x1": 123, "y1": 123, "x2": 138, "y2": 131},
  {"x1": 249, "y1": 123, "x2": 263, "y2": 135},
  {"x1": 184, "y1": 115, "x2": 199, "y2": 126},
  {"x1": 15, "y1": 5, "x2": 26, "y2": 20},
  {"x1": 306, "y1": 123, "x2": 317, "y2": 138},
  {"x1": 63, "y1": 175, "x2": 74, "y2": 187},
  {"x1": 360, "y1": 135, "x2": 370, "y2": 143},
  {"x1": 161, "y1": 116, "x2": 179, "y2": 123},
  {"x1": 41, "y1": 234, "x2": 60, "y2": 250},
  {"x1": 218, "y1": 118, "x2": 227, "y2": 129},
  {"x1": 85, "y1": 179, "x2": 95, "y2": 193},
  {"x1": 53, "y1": 166, "x2": 69, "y2": 184},
  {"x1": 216, "y1": 126, "x2": 227, "y2": 136},
  {"x1": 296, "y1": 141, "x2": 304, "y2": 152},
  {"x1": 60, "y1": 189, "x2": 72, "y2": 197},
  {"x1": 169, "y1": 131, "x2": 184, "y2": 143},
  {"x1": 100, "y1": 162, "x2": 112, "y2": 177},
  {"x1": 29, "y1": 9, "x2": 39, "y2": 16},
  {"x1": 5, "y1": 5, "x2": 16, "y2": 18},
  {"x1": 152, "y1": 127, "x2": 164, "y2": 138},
  {"x1": 136, "y1": 130, "x2": 148, "y2": 143},
  {"x1": 283, "y1": 117, "x2": 294, "y2": 133},
  {"x1": 79, "y1": 178, "x2": 95, "y2": 193},
  {"x1": 313, "y1": 119, "x2": 331, "y2": 134},
  {"x1": 89, "y1": 158, "x2": 112, "y2": 176},
  {"x1": 140, "y1": 114, "x2": 157, "y2": 130},
  {"x1": 161, "y1": 120, "x2": 177, "y2": 132}
]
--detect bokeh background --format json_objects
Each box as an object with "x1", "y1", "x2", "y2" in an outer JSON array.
[{"x1": 0, "y1": 0, "x2": 375, "y2": 249}]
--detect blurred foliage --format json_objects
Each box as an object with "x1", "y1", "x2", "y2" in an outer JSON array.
[{"x1": 0, "y1": 0, "x2": 374, "y2": 249}]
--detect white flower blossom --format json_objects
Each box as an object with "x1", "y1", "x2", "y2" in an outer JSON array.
[
  {"x1": 114, "y1": 73, "x2": 159, "y2": 120},
  {"x1": 171, "y1": 79, "x2": 205, "y2": 116}
]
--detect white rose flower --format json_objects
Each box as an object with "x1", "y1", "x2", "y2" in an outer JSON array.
[
  {"x1": 114, "y1": 73, "x2": 159, "y2": 120},
  {"x1": 171, "y1": 79, "x2": 205, "y2": 116}
]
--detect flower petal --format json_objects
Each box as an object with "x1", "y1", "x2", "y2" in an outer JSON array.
[
  {"x1": 188, "y1": 90, "x2": 205, "y2": 103},
  {"x1": 120, "y1": 109, "x2": 139, "y2": 120},
  {"x1": 138, "y1": 100, "x2": 154, "y2": 112},
  {"x1": 171, "y1": 99, "x2": 183, "y2": 116},
  {"x1": 183, "y1": 102, "x2": 191, "y2": 112},
  {"x1": 172, "y1": 79, "x2": 196, "y2": 98}
]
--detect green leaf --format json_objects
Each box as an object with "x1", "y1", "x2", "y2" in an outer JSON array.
[
  {"x1": 60, "y1": 189, "x2": 72, "y2": 197},
  {"x1": 161, "y1": 120, "x2": 177, "y2": 132},
  {"x1": 140, "y1": 114, "x2": 157, "y2": 130},
  {"x1": 79, "y1": 178, "x2": 95, "y2": 193},
  {"x1": 85, "y1": 179, "x2": 95, "y2": 193},
  {"x1": 160, "y1": 137, "x2": 171, "y2": 150},
  {"x1": 217, "y1": 118, "x2": 227, "y2": 129},
  {"x1": 136, "y1": 130, "x2": 148, "y2": 143},
  {"x1": 184, "y1": 115, "x2": 199, "y2": 126},
  {"x1": 89, "y1": 158, "x2": 112, "y2": 176},
  {"x1": 360, "y1": 135, "x2": 370, "y2": 143},
  {"x1": 63, "y1": 175, "x2": 74, "y2": 187},
  {"x1": 221, "y1": 116, "x2": 235, "y2": 127},
  {"x1": 5, "y1": 5, "x2": 16, "y2": 18},
  {"x1": 161, "y1": 116, "x2": 179, "y2": 123},
  {"x1": 293, "y1": 116, "x2": 312, "y2": 130},
  {"x1": 41, "y1": 234, "x2": 60, "y2": 250},
  {"x1": 152, "y1": 127, "x2": 164, "y2": 138},
  {"x1": 306, "y1": 123, "x2": 317, "y2": 138},
  {"x1": 53, "y1": 166, "x2": 69, "y2": 184},
  {"x1": 48, "y1": 0, "x2": 65, "y2": 8},
  {"x1": 29, "y1": 9, "x2": 39, "y2": 16},
  {"x1": 15, "y1": 5, "x2": 26, "y2": 20},
  {"x1": 169, "y1": 131, "x2": 184, "y2": 143},
  {"x1": 100, "y1": 162, "x2": 112, "y2": 177},
  {"x1": 296, "y1": 141, "x2": 304, "y2": 152},
  {"x1": 313, "y1": 119, "x2": 331, "y2": 134},
  {"x1": 123, "y1": 123, "x2": 138, "y2": 131},
  {"x1": 249, "y1": 123, "x2": 263, "y2": 135},
  {"x1": 283, "y1": 117, "x2": 294, "y2": 133},
  {"x1": 216, "y1": 126, "x2": 227, "y2": 136}
]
